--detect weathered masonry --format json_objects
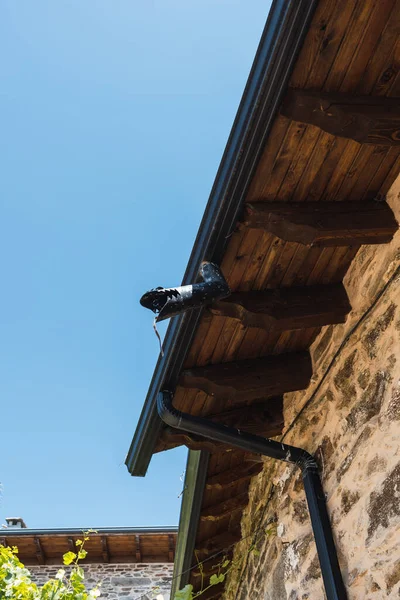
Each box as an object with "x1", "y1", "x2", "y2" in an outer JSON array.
[
  {"x1": 0, "y1": 524, "x2": 177, "y2": 599},
  {"x1": 126, "y1": 0, "x2": 400, "y2": 598}
]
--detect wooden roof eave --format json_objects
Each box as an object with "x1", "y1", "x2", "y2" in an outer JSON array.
[{"x1": 125, "y1": 0, "x2": 320, "y2": 478}]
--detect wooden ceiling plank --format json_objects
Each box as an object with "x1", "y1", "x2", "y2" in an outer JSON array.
[
  {"x1": 359, "y1": 1, "x2": 400, "y2": 96},
  {"x1": 184, "y1": 313, "x2": 213, "y2": 369},
  {"x1": 323, "y1": 140, "x2": 362, "y2": 201},
  {"x1": 347, "y1": 147, "x2": 389, "y2": 202},
  {"x1": 291, "y1": 0, "x2": 358, "y2": 90},
  {"x1": 195, "y1": 530, "x2": 241, "y2": 555},
  {"x1": 363, "y1": 146, "x2": 400, "y2": 201},
  {"x1": 276, "y1": 126, "x2": 323, "y2": 202},
  {"x1": 280, "y1": 246, "x2": 311, "y2": 287},
  {"x1": 341, "y1": 0, "x2": 397, "y2": 93},
  {"x1": 205, "y1": 463, "x2": 263, "y2": 491},
  {"x1": 261, "y1": 241, "x2": 299, "y2": 289},
  {"x1": 306, "y1": 247, "x2": 337, "y2": 286},
  {"x1": 331, "y1": 247, "x2": 359, "y2": 282},
  {"x1": 259, "y1": 121, "x2": 308, "y2": 199},
  {"x1": 211, "y1": 282, "x2": 351, "y2": 332},
  {"x1": 239, "y1": 233, "x2": 275, "y2": 292},
  {"x1": 379, "y1": 152, "x2": 400, "y2": 197},
  {"x1": 242, "y1": 201, "x2": 397, "y2": 246},
  {"x1": 291, "y1": 132, "x2": 337, "y2": 203},
  {"x1": 334, "y1": 145, "x2": 379, "y2": 203},
  {"x1": 200, "y1": 494, "x2": 249, "y2": 523},
  {"x1": 306, "y1": 137, "x2": 349, "y2": 202},
  {"x1": 231, "y1": 326, "x2": 260, "y2": 363},
  {"x1": 325, "y1": 0, "x2": 385, "y2": 92},
  {"x1": 253, "y1": 237, "x2": 286, "y2": 289},
  {"x1": 246, "y1": 116, "x2": 291, "y2": 200},
  {"x1": 319, "y1": 246, "x2": 354, "y2": 284}
]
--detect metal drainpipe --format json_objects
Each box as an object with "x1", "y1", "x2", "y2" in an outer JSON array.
[
  {"x1": 158, "y1": 391, "x2": 348, "y2": 600},
  {"x1": 140, "y1": 262, "x2": 231, "y2": 322}
]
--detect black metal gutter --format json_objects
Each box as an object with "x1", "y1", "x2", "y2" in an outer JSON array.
[
  {"x1": 170, "y1": 451, "x2": 210, "y2": 599},
  {"x1": 126, "y1": 0, "x2": 319, "y2": 477},
  {"x1": 158, "y1": 392, "x2": 348, "y2": 600},
  {"x1": 1, "y1": 526, "x2": 178, "y2": 537}
]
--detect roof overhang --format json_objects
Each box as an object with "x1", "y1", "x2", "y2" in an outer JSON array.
[{"x1": 126, "y1": 0, "x2": 319, "y2": 477}]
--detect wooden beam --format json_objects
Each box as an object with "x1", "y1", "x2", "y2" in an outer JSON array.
[
  {"x1": 34, "y1": 537, "x2": 45, "y2": 565},
  {"x1": 200, "y1": 494, "x2": 249, "y2": 522},
  {"x1": 208, "y1": 397, "x2": 283, "y2": 436},
  {"x1": 180, "y1": 351, "x2": 312, "y2": 403},
  {"x1": 211, "y1": 283, "x2": 351, "y2": 330},
  {"x1": 168, "y1": 535, "x2": 175, "y2": 562},
  {"x1": 195, "y1": 530, "x2": 241, "y2": 555},
  {"x1": 205, "y1": 462, "x2": 262, "y2": 490},
  {"x1": 135, "y1": 535, "x2": 142, "y2": 562},
  {"x1": 101, "y1": 536, "x2": 110, "y2": 563},
  {"x1": 68, "y1": 537, "x2": 75, "y2": 552},
  {"x1": 241, "y1": 201, "x2": 397, "y2": 246},
  {"x1": 281, "y1": 89, "x2": 400, "y2": 146}
]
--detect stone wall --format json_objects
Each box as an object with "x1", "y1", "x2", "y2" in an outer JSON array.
[
  {"x1": 30, "y1": 562, "x2": 173, "y2": 600},
  {"x1": 224, "y1": 182, "x2": 400, "y2": 599}
]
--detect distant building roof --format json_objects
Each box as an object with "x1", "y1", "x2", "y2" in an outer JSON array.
[{"x1": 0, "y1": 526, "x2": 177, "y2": 565}]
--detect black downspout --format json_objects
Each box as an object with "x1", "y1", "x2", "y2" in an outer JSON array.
[{"x1": 158, "y1": 391, "x2": 348, "y2": 600}]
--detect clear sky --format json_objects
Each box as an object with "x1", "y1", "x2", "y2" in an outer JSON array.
[{"x1": 0, "y1": 0, "x2": 271, "y2": 529}]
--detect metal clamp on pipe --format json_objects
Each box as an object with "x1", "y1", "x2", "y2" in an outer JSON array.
[
  {"x1": 140, "y1": 261, "x2": 231, "y2": 322},
  {"x1": 157, "y1": 390, "x2": 348, "y2": 600}
]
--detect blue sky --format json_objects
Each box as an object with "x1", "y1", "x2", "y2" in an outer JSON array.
[{"x1": 0, "y1": 0, "x2": 271, "y2": 528}]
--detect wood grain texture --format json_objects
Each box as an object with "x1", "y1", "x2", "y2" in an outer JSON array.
[
  {"x1": 210, "y1": 283, "x2": 351, "y2": 331},
  {"x1": 180, "y1": 352, "x2": 312, "y2": 403},
  {"x1": 176, "y1": 2, "x2": 400, "y2": 594},
  {"x1": 282, "y1": 90, "x2": 400, "y2": 145},
  {"x1": 242, "y1": 201, "x2": 398, "y2": 246}
]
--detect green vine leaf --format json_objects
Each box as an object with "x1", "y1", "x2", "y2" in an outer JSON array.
[
  {"x1": 63, "y1": 551, "x2": 77, "y2": 565},
  {"x1": 77, "y1": 549, "x2": 88, "y2": 560},
  {"x1": 209, "y1": 573, "x2": 225, "y2": 585},
  {"x1": 174, "y1": 583, "x2": 194, "y2": 600},
  {"x1": 222, "y1": 559, "x2": 230, "y2": 568}
]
